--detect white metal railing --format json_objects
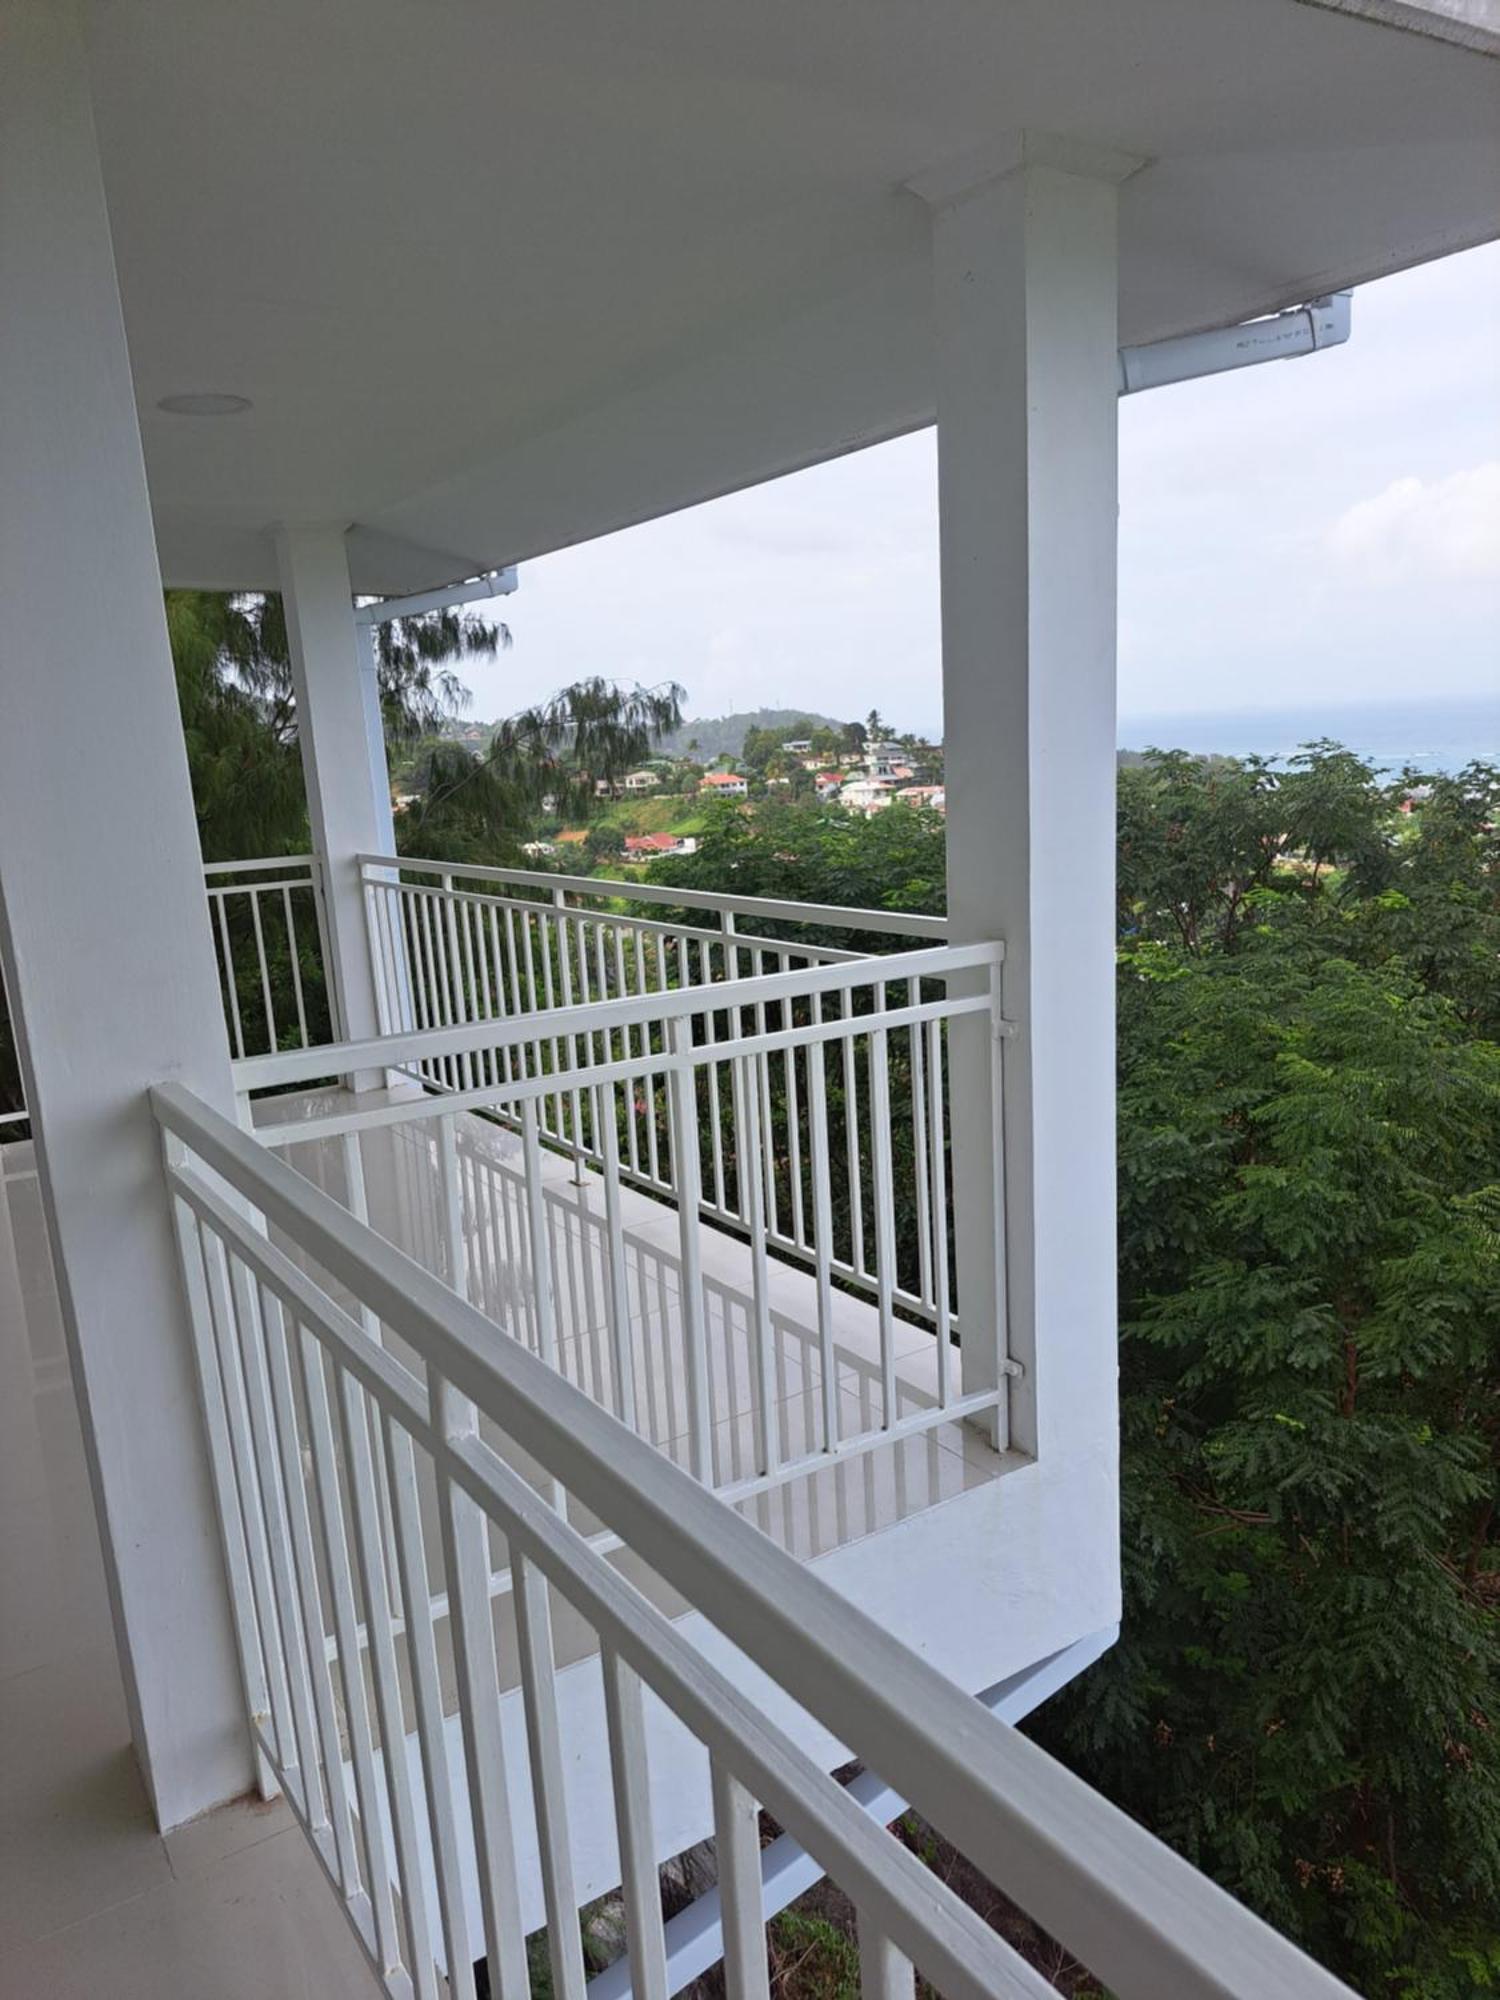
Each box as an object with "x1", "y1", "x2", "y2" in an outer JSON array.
[
  {"x1": 236, "y1": 942, "x2": 1007, "y2": 1486},
  {"x1": 203, "y1": 855, "x2": 332, "y2": 1060},
  {"x1": 360, "y1": 857, "x2": 956, "y2": 1332},
  {"x1": 153, "y1": 1076, "x2": 1354, "y2": 2000}
]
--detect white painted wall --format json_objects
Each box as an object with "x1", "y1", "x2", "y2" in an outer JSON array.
[
  {"x1": 930, "y1": 149, "x2": 1125, "y2": 1594},
  {"x1": 0, "y1": 0, "x2": 250, "y2": 1828}
]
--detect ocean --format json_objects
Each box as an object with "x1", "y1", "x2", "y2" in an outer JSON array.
[{"x1": 1116, "y1": 697, "x2": 1499, "y2": 776}]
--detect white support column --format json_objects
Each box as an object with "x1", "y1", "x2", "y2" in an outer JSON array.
[
  {"x1": 924, "y1": 142, "x2": 1130, "y2": 1475},
  {"x1": 0, "y1": 0, "x2": 251, "y2": 1827},
  {"x1": 275, "y1": 523, "x2": 389, "y2": 1053}
]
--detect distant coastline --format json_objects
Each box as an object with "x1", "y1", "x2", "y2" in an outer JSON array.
[{"x1": 1116, "y1": 697, "x2": 1499, "y2": 776}]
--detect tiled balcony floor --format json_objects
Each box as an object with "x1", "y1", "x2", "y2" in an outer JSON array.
[{"x1": 0, "y1": 1140, "x2": 378, "y2": 1998}]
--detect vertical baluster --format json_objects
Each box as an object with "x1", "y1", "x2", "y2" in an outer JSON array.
[
  {"x1": 806, "y1": 1032, "x2": 841, "y2": 1455},
  {"x1": 511, "y1": 1551, "x2": 587, "y2": 2000},
  {"x1": 496, "y1": 912, "x2": 520, "y2": 1096},
  {"x1": 471, "y1": 896, "x2": 496, "y2": 1084},
  {"x1": 383, "y1": 1412, "x2": 478, "y2": 1999},
  {"x1": 248, "y1": 888, "x2": 278, "y2": 1055},
  {"x1": 341, "y1": 1135, "x2": 406, "y2": 1610},
  {"x1": 166, "y1": 1186, "x2": 271, "y2": 1788},
  {"x1": 613, "y1": 926, "x2": 643, "y2": 1180},
  {"x1": 635, "y1": 934, "x2": 662, "y2": 1188},
  {"x1": 779, "y1": 951, "x2": 806, "y2": 1250},
  {"x1": 601, "y1": 1646, "x2": 668, "y2": 2000},
  {"x1": 720, "y1": 913, "x2": 747, "y2": 1226},
  {"x1": 452, "y1": 892, "x2": 481, "y2": 1083},
  {"x1": 857, "y1": 1915, "x2": 914, "y2": 2000},
  {"x1": 667, "y1": 1013, "x2": 712, "y2": 1481},
  {"x1": 536, "y1": 900, "x2": 566, "y2": 1147},
  {"x1": 257, "y1": 1287, "x2": 361, "y2": 1894},
  {"x1": 868, "y1": 982, "x2": 898, "y2": 1428},
  {"x1": 213, "y1": 892, "x2": 247, "y2": 1060},
  {"x1": 751, "y1": 948, "x2": 779, "y2": 1242},
  {"x1": 423, "y1": 887, "x2": 457, "y2": 1087},
  {"x1": 738, "y1": 1054, "x2": 779, "y2": 1476},
  {"x1": 598, "y1": 1075, "x2": 636, "y2": 1429},
  {"x1": 842, "y1": 990, "x2": 866, "y2": 1279},
  {"x1": 223, "y1": 1255, "x2": 325, "y2": 1826},
  {"x1": 593, "y1": 921, "x2": 616, "y2": 1148},
  {"x1": 502, "y1": 903, "x2": 525, "y2": 1030},
  {"x1": 908, "y1": 978, "x2": 933, "y2": 1312},
  {"x1": 403, "y1": 890, "x2": 432, "y2": 1036},
  {"x1": 197, "y1": 1227, "x2": 298, "y2": 1783},
  {"x1": 414, "y1": 892, "x2": 445, "y2": 1084},
  {"x1": 426, "y1": 884, "x2": 455, "y2": 1031},
  {"x1": 440, "y1": 876, "x2": 474, "y2": 1094},
  {"x1": 282, "y1": 882, "x2": 311, "y2": 1049},
  {"x1": 521, "y1": 1101, "x2": 561, "y2": 1370},
  {"x1": 297, "y1": 1329, "x2": 402, "y2": 1973},
  {"x1": 927, "y1": 1016, "x2": 953, "y2": 1408},
  {"x1": 497, "y1": 1152, "x2": 533, "y2": 1350},
  {"x1": 363, "y1": 875, "x2": 391, "y2": 1036},
  {"x1": 554, "y1": 895, "x2": 588, "y2": 1175},
  {"x1": 336, "y1": 1368, "x2": 441, "y2": 2000},
  {"x1": 573, "y1": 913, "x2": 600, "y2": 1163},
  {"x1": 384, "y1": 879, "x2": 409, "y2": 1038},
  {"x1": 712, "y1": 1762, "x2": 770, "y2": 2000},
  {"x1": 698, "y1": 938, "x2": 728, "y2": 1217}
]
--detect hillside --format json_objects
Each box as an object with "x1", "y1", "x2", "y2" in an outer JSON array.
[{"x1": 659, "y1": 708, "x2": 845, "y2": 763}]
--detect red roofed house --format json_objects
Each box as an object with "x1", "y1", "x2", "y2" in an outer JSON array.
[
  {"x1": 699, "y1": 770, "x2": 749, "y2": 798},
  {"x1": 624, "y1": 832, "x2": 698, "y2": 857}
]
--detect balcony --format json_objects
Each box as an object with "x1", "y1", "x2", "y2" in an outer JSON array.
[
  {"x1": 1, "y1": 855, "x2": 1353, "y2": 1994},
  {"x1": 9, "y1": 11, "x2": 1466, "y2": 1983},
  {"x1": 181, "y1": 862, "x2": 1363, "y2": 1990}
]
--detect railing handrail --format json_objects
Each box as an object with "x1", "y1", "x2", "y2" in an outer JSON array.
[
  {"x1": 152, "y1": 1073, "x2": 1353, "y2": 2000},
  {"x1": 203, "y1": 854, "x2": 320, "y2": 878},
  {"x1": 233, "y1": 937, "x2": 1002, "y2": 1093},
  {"x1": 366, "y1": 852, "x2": 949, "y2": 942},
  {"x1": 368, "y1": 871, "x2": 864, "y2": 967}
]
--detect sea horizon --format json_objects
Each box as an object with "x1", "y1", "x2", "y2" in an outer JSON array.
[{"x1": 1116, "y1": 695, "x2": 1499, "y2": 775}]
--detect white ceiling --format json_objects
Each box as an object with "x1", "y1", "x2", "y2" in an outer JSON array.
[{"x1": 86, "y1": 0, "x2": 1500, "y2": 592}]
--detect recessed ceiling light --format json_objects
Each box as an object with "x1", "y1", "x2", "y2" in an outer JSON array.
[{"x1": 156, "y1": 393, "x2": 252, "y2": 416}]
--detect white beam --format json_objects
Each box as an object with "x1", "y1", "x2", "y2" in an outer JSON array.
[
  {"x1": 355, "y1": 567, "x2": 518, "y2": 626},
  {"x1": 0, "y1": 0, "x2": 250, "y2": 1827},
  {"x1": 928, "y1": 152, "x2": 1123, "y2": 1506},
  {"x1": 275, "y1": 523, "x2": 388, "y2": 1051}
]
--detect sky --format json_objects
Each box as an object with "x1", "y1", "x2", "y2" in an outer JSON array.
[{"x1": 457, "y1": 241, "x2": 1500, "y2": 742}]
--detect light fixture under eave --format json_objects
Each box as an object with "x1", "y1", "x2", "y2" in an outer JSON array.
[{"x1": 156, "y1": 393, "x2": 252, "y2": 416}]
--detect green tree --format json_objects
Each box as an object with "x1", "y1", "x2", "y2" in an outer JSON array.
[
  {"x1": 1035, "y1": 749, "x2": 1500, "y2": 1998},
  {"x1": 399, "y1": 677, "x2": 684, "y2": 865},
  {"x1": 166, "y1": 588, "x2": 507, "y2": 862},
  {"x1": 647, "y1": 796, "x2": 945, "y2": 950},
  {"x1": 657, "y1": 745, "x2": 1500, "y2": 1995}
]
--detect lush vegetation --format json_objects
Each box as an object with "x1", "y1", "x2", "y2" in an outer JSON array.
[
  {"x1": 9, "y1": 582, "x2": 1493, "y2": 1992},
  {"x1": 651, "y1": 750, "x2": 1500, "y2": 1998}
]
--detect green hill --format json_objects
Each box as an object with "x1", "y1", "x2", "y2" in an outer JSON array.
[{"x1": 660, "y1": 708, "x2": 845, "y2": 763}]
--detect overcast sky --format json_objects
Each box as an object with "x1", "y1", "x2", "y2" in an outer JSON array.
[{"x1": 459, "y1": 241, "x2": 1500, "y2": 741}]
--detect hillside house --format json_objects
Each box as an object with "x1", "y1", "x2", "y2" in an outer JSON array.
[{"x1": 698, "y1": 771, "x2": 750, "y2": 799}]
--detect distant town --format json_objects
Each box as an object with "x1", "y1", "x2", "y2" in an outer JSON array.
[{"x1": 397, "y1": 706, "x2": 945, "y2": 870}]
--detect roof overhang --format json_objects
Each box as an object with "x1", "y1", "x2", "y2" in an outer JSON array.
[{"x1": 85, "y1": 0, "x2": 1500, "y2": 594}]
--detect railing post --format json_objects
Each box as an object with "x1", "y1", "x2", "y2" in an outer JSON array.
[
  {"x1": 667, "y1": 1013, "x2": 712, "y2": 1481},
  {"x1": 553, "y1": 884, "x2": 588, "y2": 1184}
]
